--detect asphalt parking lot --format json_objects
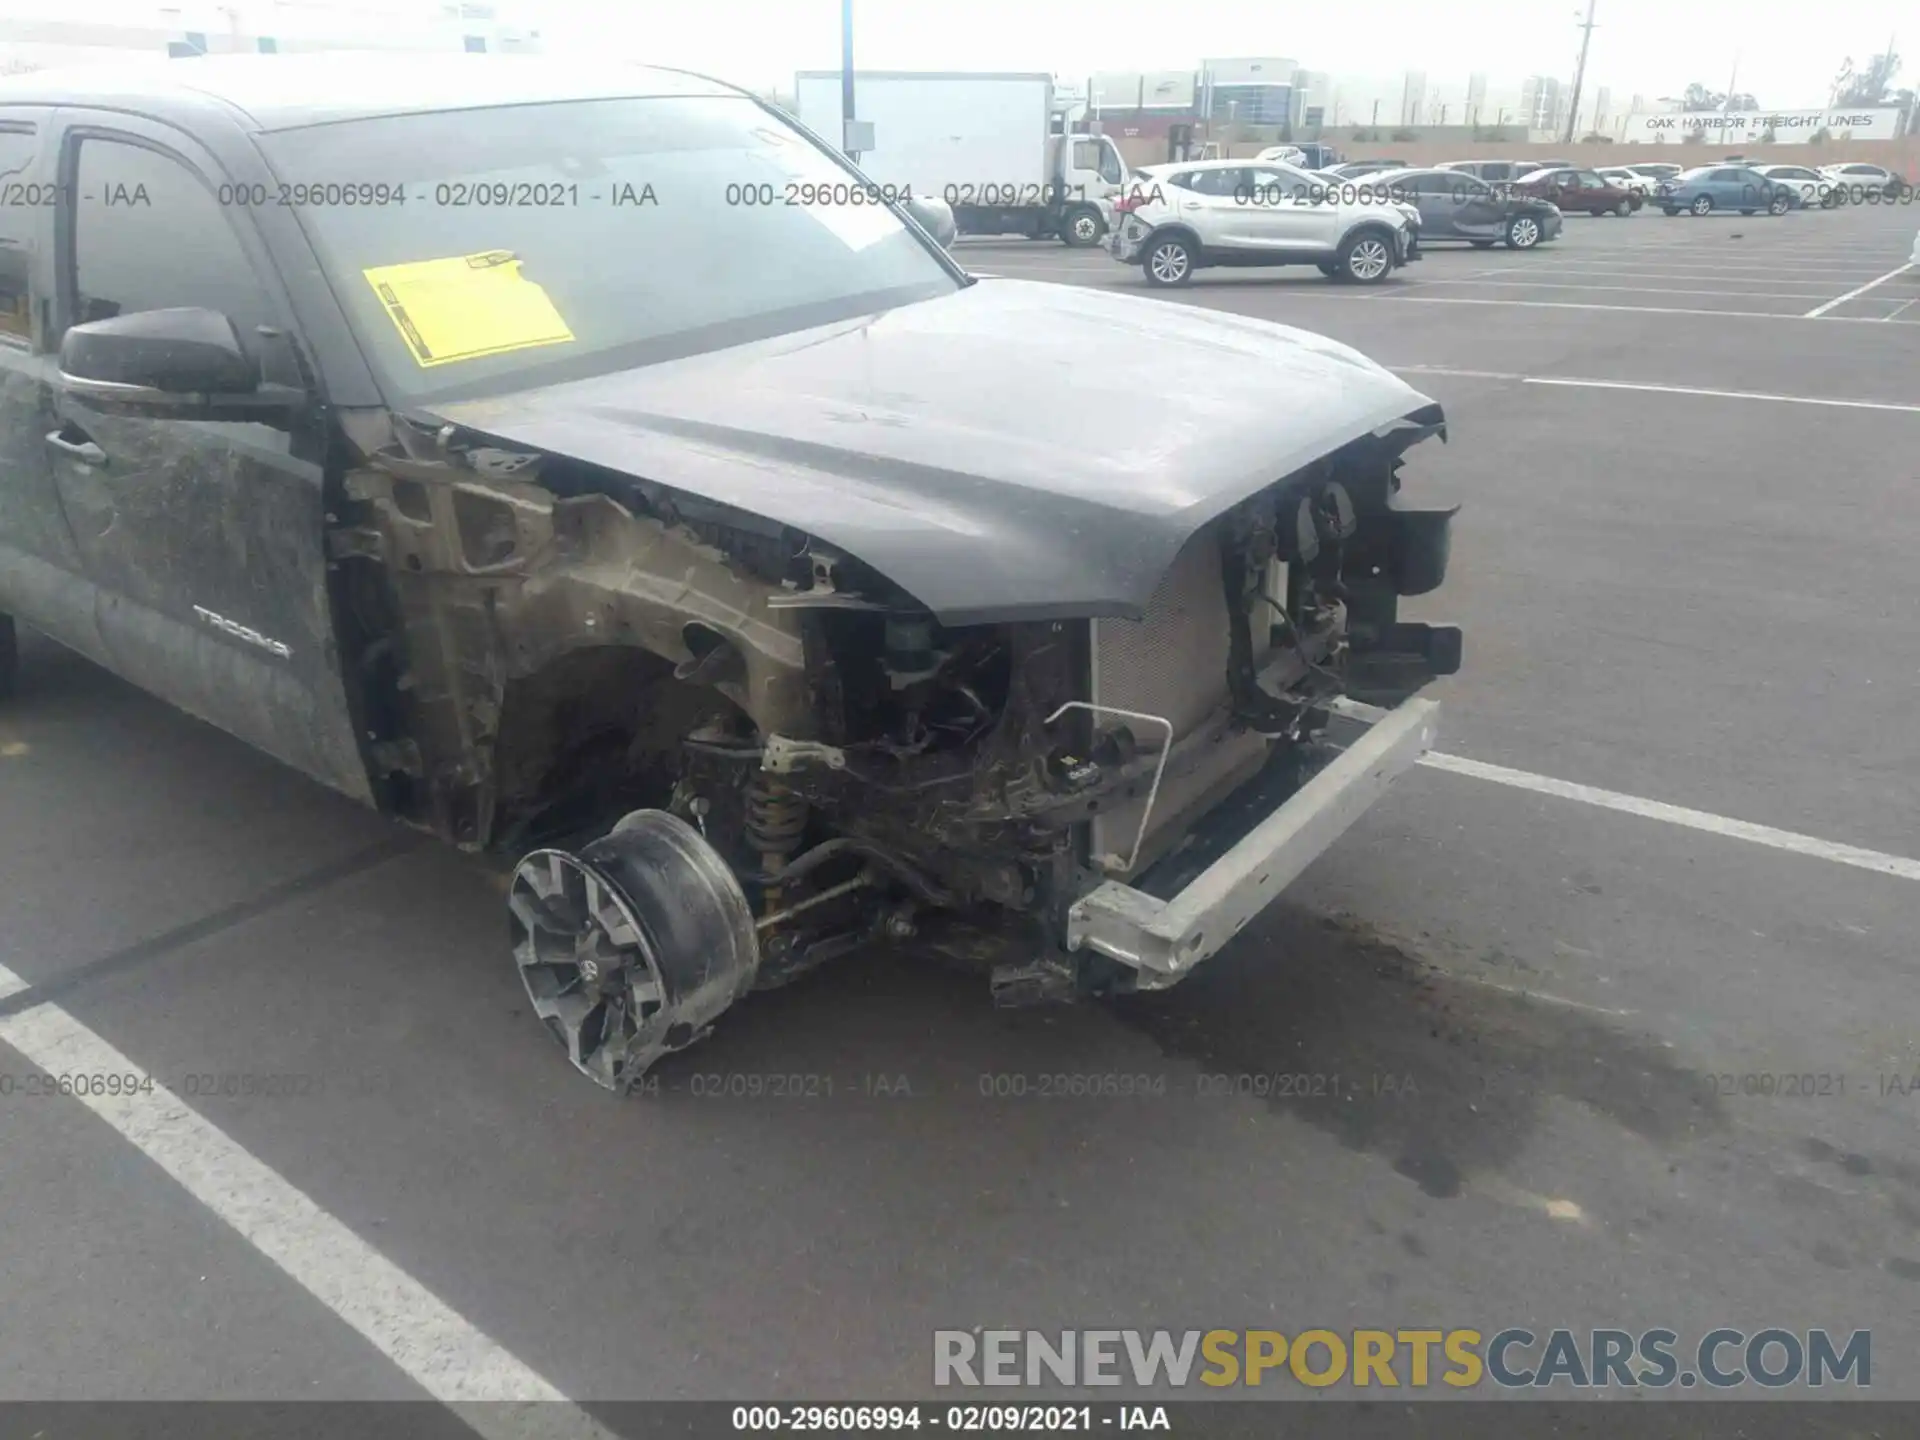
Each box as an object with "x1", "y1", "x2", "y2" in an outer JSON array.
[{"x1": 2, "y1": 198, "x2": 1918, "y2": 1424}]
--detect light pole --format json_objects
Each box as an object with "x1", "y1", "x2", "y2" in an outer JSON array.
[
  {"x1": 840, "y1": 0, "x2": 858, "y2": 161},
  {"x1": 1564, "y1": 0, "x2": 1598, "y2": 143},
  {"x1": 1719, "y1": 52, "x2": 1742, "y2": 148}
]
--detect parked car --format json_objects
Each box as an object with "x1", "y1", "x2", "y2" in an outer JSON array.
[
  {"x1": 1597, "y1": 166, "x2": 1656, "y2": 196},
  {"x1": 1622, "y1": 162, "x2": 1683, "y2": 188},
  {"x1": 0, "y1": 55, "x2": 1463, "y2": 1088},
  {"x1": 1289, "y1": 142, "x2": 1343, "y2": 169},
  {"x1": 1109, "y1": 160, "x2": 1421, "y2": 285},
  {"x1": 1325, "y1": 160, "x2": 1407, "y2": 178},
  {"x1": 1819, "y1": 163, "x2": 1910, "y2": 202},
  {"x1": 1255, "y1": 145, "x2": 1308, "y2": 165},
  {"x1": 1435, "y1": 160, "x2": 1536, "y2": 185},
  {"x1": 1755, "y1": 164, "x2": 1839, "y2": 209},
  {"x1": 1364, "y1": 168, "x2": 1563, "y2": 249},
  {"x1": 1656, "y1": 165, "x2": 1792, "y2": 216},
  {"x1": 1513, "y1": 166, "x2": 1643, "y2": 216}
]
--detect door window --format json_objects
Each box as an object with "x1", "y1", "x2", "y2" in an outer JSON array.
[
  {"x1": 1247, "y1": 168, "x2": 1311, "y2": 202},
  {"x1": 0, "y1": 127, "x2": 38, "y2": 343},
  {"x1": 1185, "y1": 167, "x2": 1253, "y2": 197},
  {"x1": 69, "y1": 138, "x2": 274, "y2": 337}
]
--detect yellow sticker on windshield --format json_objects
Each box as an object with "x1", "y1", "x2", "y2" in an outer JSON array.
[{"x1": 362, "y1": 250, "x2": 574, "y2": 368}]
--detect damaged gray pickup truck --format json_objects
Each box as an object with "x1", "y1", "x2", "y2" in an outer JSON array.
[{"x1": 0, "y1": 55, "x2": 1460, "y2": 1089}]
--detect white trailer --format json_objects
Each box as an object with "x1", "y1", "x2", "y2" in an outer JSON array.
[{"x1": 793, "y1": 70, "x2": 1129, "y2": 246}]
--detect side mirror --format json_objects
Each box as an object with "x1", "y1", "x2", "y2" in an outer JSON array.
[
  {"x1": 902, "y1": 194, "x2": 958, "y2": 251},
  {"x1": 59, "y1": 307, "x2": 262, "y2": 408}
]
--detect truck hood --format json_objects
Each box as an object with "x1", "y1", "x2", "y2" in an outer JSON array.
[{"x1": 428, "y1": 278, "x2": 1441, "y2": 625}]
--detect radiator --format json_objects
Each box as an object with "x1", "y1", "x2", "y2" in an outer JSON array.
[{"x1": 1087, "y1": 524, "x2": 1276, "y2": 877}]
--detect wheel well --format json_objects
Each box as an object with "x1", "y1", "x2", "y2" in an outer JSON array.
[
  {"x1": 1341, "y1": 221, "x2": 1397, "y2": 249},
  {"x1": 489, "y1": 644, "x2": 741, "y2": 849},
  {"x1": 1143, "y1": 224, "x2": 1201, "y2": 251}
]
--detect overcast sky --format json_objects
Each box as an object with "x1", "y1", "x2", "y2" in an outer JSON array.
[{"x1": 538, "y1": 0, "x2": 1906, "y2": 108}]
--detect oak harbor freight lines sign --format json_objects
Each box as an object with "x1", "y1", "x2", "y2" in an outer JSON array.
[{"x1": 1622, "y1": 108, "x2": 1906, "y2": 143}]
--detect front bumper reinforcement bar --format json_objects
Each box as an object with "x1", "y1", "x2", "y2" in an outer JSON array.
[{"x1": 1063, "y1": 694, "x2": 1440, "y2": 983}]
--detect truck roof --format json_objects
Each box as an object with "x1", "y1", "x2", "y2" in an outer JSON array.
[{"x1": 0, "y1": 52, "x2": 740, "y2": 133}]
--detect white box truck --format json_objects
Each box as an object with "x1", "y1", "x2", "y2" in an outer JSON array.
[{"x1": 794, "y1": 70, "x2": 1129, "y2": 246}]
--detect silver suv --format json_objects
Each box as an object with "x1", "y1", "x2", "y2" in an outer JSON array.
[{"x1": 1109, "y1": 160, "x2": 1421, "y2": 287}]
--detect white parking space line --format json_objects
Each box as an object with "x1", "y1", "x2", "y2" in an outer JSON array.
[
  {"x1": 1805, "y1": 262, "x2": 1916, "y2": 317},
  {"x1": 1735, "y1": 246, "x2": 1920, "y2": 255},
  {"x1": 1885, "y1": 297, "x2": 1920, "y2": 321},
  {"x1": 1421, "y1": 753, "x2": 1920, "y2": 883},
  {"x1": 1330, "y1": 705, "x2": 1920, "y2": 884},
  {"x1": 1508, "y1": 259, "x2": 1888, "y2": 276},
  {"x1": 1563, "y1": 234, "x2": 1907, "y2": 247},
  {"x1": 1496, "y1": 246, "x2": 1909, "y2": 267},
  {"x1": 1391, "y1": 366, "x2": 1920, "y2": 414},
  {"x1": 1340, "y1": 294, "x2": 1892, "y2": 321},
  {"x1": 0, "y1": 972, "x2": 614, "y2": 1439},
  {"x1": 1409, "y1": 280, "x2": 1838, "y2": 301},
  {"x1": 1532, "y1": 251, "x2": 1893, "y2": 265},
  {"x1": 1523, "y1": 376, "x2": 1920, "y2": 412},
  {"x1": 1516, "y1": 266, "x2": 1879, "y2": 283},
  {"x1": 1391, "y1": 366, "x2": 1525, "y2": 380}
]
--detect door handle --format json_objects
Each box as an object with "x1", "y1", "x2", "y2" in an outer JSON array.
[
  {"x1": 1182, "y1": 202, "x2": 1202, "y2": 210},
  {"x1": 45, "y1": 430, "x2": 105, "y2": 466}
]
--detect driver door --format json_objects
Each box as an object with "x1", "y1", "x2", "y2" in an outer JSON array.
[
  {"x1": 1575, "y1": 170, "x2": 1611, "y2": 206},
  {"x1": 1182, "y1": 166, "x2": 1267, "y2": 249},
  {"x1": 1449, "y1": 177, "x2": 1506, "y2": 238},
  {"x1": 1244, "y1": 166, "x2": 1336, "y2": 252},
  {"x1": 46, "y1": 115, "x2": 371, "y2": 799},
  {"x1": 1400, "y1": 172, "x2": 1467, "y2": 238}
]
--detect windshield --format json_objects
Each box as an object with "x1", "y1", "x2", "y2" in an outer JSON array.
[{"x1": 258, "y1": 95, "x2": 961, "y2": 404}]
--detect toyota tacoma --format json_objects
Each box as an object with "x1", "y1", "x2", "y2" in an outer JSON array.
[{"x1": 0, "y1": 54, "x2": 1461, "y2": 1089}]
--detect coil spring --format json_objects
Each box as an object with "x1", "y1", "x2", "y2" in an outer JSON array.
[{"x1": 743, "y1": 775, "x2": 809, "y2": 860}]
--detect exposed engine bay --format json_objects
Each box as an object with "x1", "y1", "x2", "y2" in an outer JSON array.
[{"x1": 325, "y1": 406, "x2": 1458, "y2": 1089}]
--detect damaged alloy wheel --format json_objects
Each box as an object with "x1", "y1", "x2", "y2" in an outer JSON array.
[{"x1": 509, "y1": 809, "x2": 760, "y2": 1090}]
